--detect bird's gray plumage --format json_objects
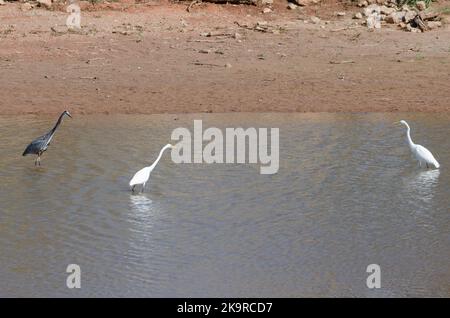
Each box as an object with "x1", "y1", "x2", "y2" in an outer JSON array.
[
  {"x1": 22, "y1": 132, "x2": 53, "y2": 156},
  {"x1": 22, "y1": 111, "x2": 72, "y2": 165}
]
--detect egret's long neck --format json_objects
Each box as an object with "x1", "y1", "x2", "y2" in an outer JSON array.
[
  {"x1": 149, "y1": 145, "x2": 171, "y2": 170},
  {"x1": 405, "y1": 124, "x2": 414, "y2": 149}
]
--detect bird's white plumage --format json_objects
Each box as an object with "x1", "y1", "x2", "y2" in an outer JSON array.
[
  {"x1": 129, "y1": 167, "x2": 152, "y2": 187},
  {"x1": 129, "y1": 144, "x2": 174, "y2": 192},
  {"x1": 398, "y1": 120, "x2": 440, "y2": 169},
  {"x1": 414, "y1": 144, "x2": 440, "y2": 168}
]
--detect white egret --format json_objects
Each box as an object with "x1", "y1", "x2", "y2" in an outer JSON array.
[
  {"x1": 396, "y1": 120, "x2": 440, "y2": 169},
  {"x1": 129, "y1": 144, "x2": 174, "y2": 193}
]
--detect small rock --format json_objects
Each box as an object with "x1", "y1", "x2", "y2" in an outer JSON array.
[
  {"x1": 310, "y1": 16, "x2": 321, "y2": 24},
  {"x1": 357, "y1": 0, "x2": 368, "y2": 7},
  {"x1": 386, "y1": 2, "x2": 396, "y2": 8},
  {"x1": 0, "y1": 0, "x2": 5, "y2": 6},
  {"x1": 379, "y1": 5, "x2": 395, "y2": 15},
  {"x1": 384, "y1": 14, "x2": 394, "y2": 23},
  {"x1": 397, "y1": 11, "x2": 406, "y2": 21},
  {"x1": 385, "y1": 11, "x2": 404, "y2": 24},
  {"x1": 336, "y1": 12, "x2": 346, "y2": 17},
  {"x1": 287, "y1": 3, "x2": 297, "y2": 10},
  {"x1": 427, "y1": 21, "x2": 442, "y2": 29},
  {"x1": 20, "y1": 2, "x2": 33, "y2": 11},
  {"x1": 367, "y1": 14, "x2": 381, "y2": 29},
  {"x1": 262, "y1": 8, "x2": 272, "y2": 14},
  {"x1": 225, "y1": 63, "x2": 232, "y2": 68},
  {"x1": 294, "y1": 0, "x2": 311, "y2": 6},
  {"x1": 364, "y1": 4, "x2": 381, "y2": 17},
  {"x1": 416, "y1": 1, "x2": 426, "y2": 11},
  {"x1": 353, "y1": 12, "x2": 363, "y2": 19},
  {"x1": 261, "y1": 0, "x2": 273, "y2": 4},
  {"x1": 404, "y1": 10, "x2": 418, "y2": 23},
  {"x1": 37, "y1": 0, "x2": 52, "y2": 9}
]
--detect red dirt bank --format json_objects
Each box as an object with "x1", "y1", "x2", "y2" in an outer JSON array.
[{"x1": 1, "y1": 1, "x2": 450, "y2": 115}]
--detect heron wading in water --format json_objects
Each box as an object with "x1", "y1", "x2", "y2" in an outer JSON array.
[
  {"x1": 22, "y1": 111, "x2": 72, "y2": 166},
  {"x1": 395, "y1": 120, "x2": 440, "y2": 169},
  {"x1": 129, "y1": 144, "x2": 175, "y2": 193}
]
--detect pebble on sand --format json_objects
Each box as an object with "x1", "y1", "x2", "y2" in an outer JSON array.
[
  {"x1": 416, "y1": 1, "x2": 426, "y2": 11},
  {"x1": 310, "y1": 16, "x2": 321, "y2": 24}
]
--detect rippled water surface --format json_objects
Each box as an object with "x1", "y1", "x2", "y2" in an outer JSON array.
[{"x1": 0, "y1": 113, "x2": 449, "y2": 297}]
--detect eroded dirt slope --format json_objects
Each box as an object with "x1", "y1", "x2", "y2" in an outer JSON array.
[{"x1": 1, "y1": 1, "x2": 450, "y2": 114}]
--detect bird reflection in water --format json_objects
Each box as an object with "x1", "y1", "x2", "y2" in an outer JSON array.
[
  {"x1": 129, "y1": 195, "x2": 153, "y2": 215},
  {"x1": 128, "y1": 195, "x2": 162, "y2": 244},
  {"x1": 407, "y1": 169, "x2": 440, "y2": 203}
]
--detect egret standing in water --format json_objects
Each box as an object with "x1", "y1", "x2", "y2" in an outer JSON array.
[
  {"x1": 396, "y1": 120, "x2": 440, "y2": 169},
  {"x1": 129, "y1": 144, "x2": 175, "y2": 193},
  {"x1": 22, "y1": 110, "x2": 72, "y2": 166}
]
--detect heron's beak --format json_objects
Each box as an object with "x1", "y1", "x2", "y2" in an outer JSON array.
[
  {"x1": 393, "y1": 121, "x2": 400, "y2": 125},
  {"x1": 67, "y1": 112, "x2": 73, "y2": 118}
]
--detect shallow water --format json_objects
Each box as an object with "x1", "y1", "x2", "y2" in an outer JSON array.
[{"x1": 0, "y1": 113, "x2": 449, "y2": 297}]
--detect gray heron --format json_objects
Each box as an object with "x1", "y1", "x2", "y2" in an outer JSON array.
[{"x1": 22, "y1": 110, "x2": 72, "y2": 166}]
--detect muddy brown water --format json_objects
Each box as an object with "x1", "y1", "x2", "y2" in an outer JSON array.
[{"x1": 0, "y1": 113, "x2": 449, "y2": 297}]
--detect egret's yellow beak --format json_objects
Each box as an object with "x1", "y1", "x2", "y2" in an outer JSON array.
[{"x1": 393, "y1": 121, "x2": 400, "y2": 125}]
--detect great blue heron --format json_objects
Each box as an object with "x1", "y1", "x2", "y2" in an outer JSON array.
[
  {"x1": 395, "y1": 120, "x2": 440, "y2": 169},
  {"x1": 129, "y1": 144, "x2": 174, "y2": 193},
  {"x1": 22, "y1": 110, "x2": 72, "y2": 166}
]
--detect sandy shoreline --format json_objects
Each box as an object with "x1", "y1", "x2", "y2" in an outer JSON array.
[{"x1": 1, "y1": 2, "x2": 450, "y2": 115}]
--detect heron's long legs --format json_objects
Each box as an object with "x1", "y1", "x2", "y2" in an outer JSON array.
[
  {"x1": 131, "y1": 185, "x2": 136, "y2": 192},
  {"x1": 142, "y1": 183, "x2": 146, "y2": 193}
]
